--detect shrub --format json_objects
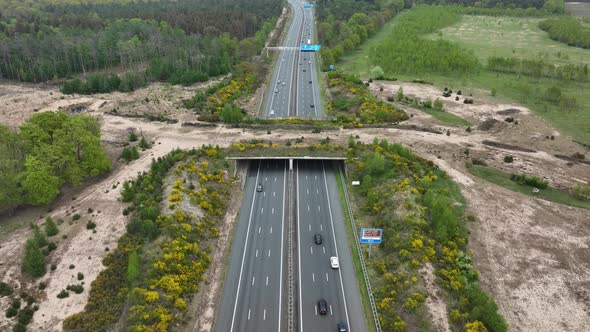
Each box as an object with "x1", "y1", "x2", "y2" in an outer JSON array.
[
  {"x1": 11, "y1": 299, "x2": 21, "y2": 310},
  {"x1": 38, "y1": 282, "x2": 47, "y2": 290},
  {"x1": 434, "y1": 98, "x2": 443, "y2": 110},
  {"x1": 572, "y1": 183, "x2": 590, "y2": 201},
  {"x1": 57, "y1": 290, "x2": 69, "y2": 299},
  {"x1": 491, "y1": 88, "x2": 497, "y2": 96},
  {"x1": 127, "y1": 250, "x2": 140, "y2": 284},
  {"x1": 0, "y1": 282, "x2": 14, "y2": 296},
  {"x1": 44, "y1": 217, "x2": 58, "y2": 237},
  {"x1": 22, "y1": 239, "x2": 46, "y2": 278},
  {"x1": 466, "y1": 126, "x2": 472, "y2": 132},
  {"x1": 32, "y1": 225, "x2": 47, "y2": 247},
  {"x1": 510, "y1": 173, "x2": 548, "y2": 189},
  {"x1": 69, "y1": 264, "x2": 75, "y2": 269},
  {"x1": 72, "y1": 214, "x2": 81, "y2": 221},
  {"x1": 77, "y1": 272, "x2": 85, "y2": 281},
  {"x1": 6, "y1": 306, "x2": 18, "y2": 318},
  {"x1": 13, "y1": 323, "x2": 27, "y2": 332},
  {"x1": 120, "y1": 147, "x2": 140, "y2": 162},
  {"x1": 17, "y1": 307, "x2": 34, "y2": 325},
  {"x1": 86, "y1": 220, "x2": 96, "y2": 230},
  {"x1": 66, "y1": 284, "x2": 84, "y2": 294},
  {"x1": 503, "y1": 156, "x2": 514, "y2": 163},
  {"x1": 138, "y1": 137, "x2": 151, "y2": 150},
  {"x1": 128, "y1": 131, "x2": 138, "y2": 142}
]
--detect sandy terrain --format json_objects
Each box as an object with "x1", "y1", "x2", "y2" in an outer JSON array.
[{"x1": 0, "y1": 78, "x2": 589, "y2": 331}]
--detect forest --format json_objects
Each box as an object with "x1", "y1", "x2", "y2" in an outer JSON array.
[
  {"x1": 0, "y1": 112, "x2": 111, "y2": 214},
  {"x1": 539, "y1": 17, "x2": 590, "y2": 49},
  {"x1": 369, "y1": 6, "x2": 480, "y2": 76},
  {"x1": 0, "y1": 0, "x2": 280, "y2": 83},
  {"x1": 317, "y1": 0, "x2": 406, "y2": 71}
]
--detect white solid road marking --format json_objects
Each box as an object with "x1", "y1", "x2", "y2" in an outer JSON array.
[
  {"x1": 312, "y1": 273, "x2": 315, "y2": 282},
  {"x1": 264, "y1": 309, "x2": 267, "y2": 321},
  {"x1": 259, "y1": 227, "x2": 261, "y2": 234},
  {"x1": 256, "y1": 249, "x2": 258, "y2": 257},
  {"x1": 252, "y1": 276, "x2": 255, "y2": 286},
  {"x1": 266, "y1": 276, "x2": 269, "y2": 286},
  {"x1": 268, "y1": 249, "x2": 271, "y2": 257},
  {"x1": 314, "y1": 305, "x2": 317, "y2": 316},
  {"x1": 229, "y1": 162, "x2": 260, "y2": 332},
  {"x1": 330, "y1": 305, "x2": 333, "y2": 316},
  {"x1": 248, "y1": 309, "x2": 251, "y2": 320}
]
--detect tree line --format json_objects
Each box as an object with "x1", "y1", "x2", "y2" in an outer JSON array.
[
  {"x1": 487, "y1": 56, "x2": 588, "y2": 81},
  {"x1": 0, "y1": 0, "x2": 280, "y2": 40},
  {"x1": 0, "y1": 112, "x2": 111, "y2": 214},
  {"x1": 317, "y1": 0, "x2": 406, "y2": 71},
  {"x1": 539, "y1": 17, "x2": 590, "y2": 49},
  {"x1": 416, "y1": 0, "x2": 564, "y2": 13}
]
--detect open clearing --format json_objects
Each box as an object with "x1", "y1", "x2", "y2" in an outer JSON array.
[
  {"x1": 0, "y1": 75, "x2": 589, "y2": 331},
  {"x1": 431, "y1": 15, "x2": 590, "y2": 65}
]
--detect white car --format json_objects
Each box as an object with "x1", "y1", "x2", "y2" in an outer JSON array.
[
  {"x1": 270, "y1": 109, "x2": 275, "y2": 116},
  {"x1": 282, "y1": 82, "x2": 286, "y2": 85},
  {"x1": 330, "y1": 256, "x2": 339, "y2": 269}
]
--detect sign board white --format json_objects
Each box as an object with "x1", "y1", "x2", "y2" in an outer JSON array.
[{"x1": 352, "y1": 181, "x2": 360, "y2": 186}]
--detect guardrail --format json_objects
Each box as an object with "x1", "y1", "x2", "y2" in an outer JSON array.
[{"x1": 339, "y1": 168, "x2": 382, "y2": 332}]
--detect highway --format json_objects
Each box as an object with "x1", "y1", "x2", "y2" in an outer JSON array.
[
  {"x1": 296, "y1": 160, "x2": 367, "y2": 332},
  {"x1": 265, "y1": 0, "x2": 323, "y2": 118},
  {"x1": 215, "y1": 160, "x2": 288, "y2": 332},
  {"x1": 216, "y1": 0, "x2": 367, "y2": 331}
]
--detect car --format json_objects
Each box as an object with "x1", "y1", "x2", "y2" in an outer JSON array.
[
  {"x1": 303, "y1": 69, "x2": 306, "y2": 72},
  {"x1": 337, "y1": 321, "x2": 348, "y2": 332},
  {"x1": 277, "y1": 80, "x2": 281, "y2": 84},
  {"x1": 275, "y1": 89, "x2": 279, "y2": 93},
  {"x1": 282, "y1": 58, "x2": 285, "y2": 61},
  {"x1": 314, "y1": 233, "x2": 322, "y2": 244},
  {"x1": 309, "y1": 80, "x2": 312, "y2": 84},
  {"x1": 318, "y1": 299, "x2": 327, "y2": 315},
  {"x1": 310, "y1": 104, "x2": 315, "y2": 108},
  {"x1": 330, "y1": 256, "x2": 339, "y2": 269},
  {"x1": 282, "y1": 82, "x2": 286, "y2": 85},
  {"x1": 270, "y1": 110, "x2": 275, "y2": 116},
  {"x1": 299, "y1": 63, "x2": 302, "y2": 65},
  {"x1": 256, "y1": 183, "x2": 263, "y2": 192},
  {"x1": 308, "y1": 61, "x2": 311, "y2": 64}
]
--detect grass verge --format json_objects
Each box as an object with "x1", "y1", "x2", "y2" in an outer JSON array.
[
  {"x1": 335, "y1": 166, "x2": 377, "y2": 332},
  {"x1": 467, "y1": 164, "x2": 590, "y2": 209},
  {"x1": 414, "y1": 105, "x2": 471, "y2": 126}
]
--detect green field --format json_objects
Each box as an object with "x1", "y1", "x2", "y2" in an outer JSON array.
[
  {"x1": 431, "y1": 15, "x2": 590, "y2": 65},
  {"x1": 339, "y1": 9, "x2": 590, "y2": 144},
  {"x1": 467, "y1": 164, "x2": 590, "y2": 209}
]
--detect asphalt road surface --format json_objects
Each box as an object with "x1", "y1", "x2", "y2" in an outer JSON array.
[
  {"x1": 265, "y1": 0, "x2": 323, "y2": 119},
  {"x1": 215, "y1": 160, "x2": 288, "y2": 332},
  {"x1": 296, "y1": 160, "x2": 367, "y2": 332}
]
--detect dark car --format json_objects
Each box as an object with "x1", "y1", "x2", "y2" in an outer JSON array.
[
  {"x1": 337, "y1": 321, "x2": 348, "y2": 332},
  {"x1": 314, "y1": 233, "x2": 322, "y2": 245},
  {"x1": 256, "y1": 183, "x2": 263, "y2": 192},
  {"x1": 309, "y1": 80, "x2": 312, "y2": 84},
  {"x1": 310, "y1": 104, "x2": 315, "y2": 108},
  {"x1": 318, "y1": 299, "x2": 327, "y2": 315}
]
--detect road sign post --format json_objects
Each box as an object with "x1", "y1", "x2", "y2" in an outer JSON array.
[{"x1": 360, "y1": 228, "x2": 382, "y2": 259}]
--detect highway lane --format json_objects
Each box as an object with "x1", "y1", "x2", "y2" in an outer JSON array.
[
  {"x1": 297, "y1": 4, "x2": 323, "y2": 118},
  {"x1": 265, "y1": 0, "x2": 304, "y2": 118},
  {"x1": 296, "y1": 160, "x2": 367, "y2": 332},
  {"x1": 215, "y1": 160, "x2": 288, "y2": 332}
]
